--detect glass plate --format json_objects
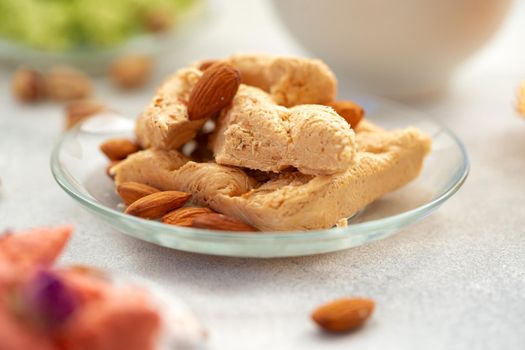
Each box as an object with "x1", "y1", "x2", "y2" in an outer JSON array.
[{"x1": 50, "y1": 97, "x2": 469, "y2": 257}]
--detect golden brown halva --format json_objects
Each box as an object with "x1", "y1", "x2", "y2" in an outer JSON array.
[{"x1": 113, "y1": 54, "x2": 431, "y2": 231}]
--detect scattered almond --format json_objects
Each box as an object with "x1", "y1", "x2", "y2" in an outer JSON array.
[
  {"x1": 44, "y1": 66, "x2": 93, "y2": 101},
  {"x1": 187, "y1": 62, "x2": 241, "y2": 120},
  {"x1": 311, "y1": 297, "x2": 375, "y2": 333},
  {"x1": 117, "y1": 182, "x2": 160, "y2": 206},
  {"x1": 125, "y1": 191, "x2": 192, "y2": 219},
  {"x1": 326, "y1": 100, "x2": 365, "y2": 129},
  {"x1": 100, "y1": 138, "x2": 140, "y2": 161},
  {"x1": 191, "y1": 213, "x2": 257, "y2": 232},
  {"x1": 110, "y1": 55, "x2": 153, "y2": 90},
  {"x1": 11, "y1": 67, "x2": 45, "y2": 102},
  {"x1": 106, "y1": 160, "x2": 120, "y2": 179},
  {"x1": 65, "y1": 99, "x2": 107, "y2": 129},
  {"x1": 162, "y1": 207, "x2": 214, "y2": 227}
]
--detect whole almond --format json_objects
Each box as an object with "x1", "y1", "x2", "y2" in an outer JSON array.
[
  {"x1": 11, "y1": 67, "x2": 45, "y2": 103},
  {"x1": 106, "y1": 160, "x2": 121, "y2": 179},
  {"x1": 191, "y1": 213, "x2": 257, "y2": 232},
  {"x1": 125, "y1": 191, "x2": 192, "y2": 219},
  {"x1": 117, "y1": 182, "x2": 160, "y2": 206},
  {"x1": 44, "y1": 66, "x2": 92, "y2": 101},
  {"x1": 162, "y1": 207, "x2": 214, "y2": 227},
  {"x1": 110, "y1": 55, "x2": 152, "y2": 90},
  {"x1": 187, "y1": 63, "x2": 241, "y2": 121},
  {"x1": 100, "y1": 138, "x2": 140, "y2": 161},
  {"x1": 326, "y1": 100, "x2": 365, "y2": 129},
  {"x1": 312, "y1": 297, "x2": 375, "y2": 333}
]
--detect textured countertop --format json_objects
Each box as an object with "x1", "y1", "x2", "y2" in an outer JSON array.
[{"x1": 0, "y1": 1, "x2": 524, "y2": 349}]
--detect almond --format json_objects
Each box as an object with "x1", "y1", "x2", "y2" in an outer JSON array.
[
  {"x1": 117, "y1": 182, "x2": 160, "y2": 206},
  {"x1": 100, "y1": 138, "x2": 140, "y2": 161},
  {"x1": 110, "y1": 55, "x2": 152, "y2": 90},
  {"x1": 11, "y1": 67, "x2": 45, "y2": 103},
  {"x1": 162, "y1": 207, "x2": 214, "y2": 227},
  {"x1": 326, "y1": 100, "x2": 365, "y2": 129},
  {"x1": 191, "y1": 213, "x2": 257, "y2": 232},
  {"x1": 106, "y1": 160, "x2": 120, "y2": 179},
  {"x1": 44, "y1": 66, "x2": 92, "y2": 101},
  {"x1": 311, "y1": 297, "x2": 375, "y2": 333},
  {"x1": 187, "y1": 62, "x2": 241, "y2": 121},
  {"x1": 125, "y1": 191, "x2": 192, "y2": 219}
]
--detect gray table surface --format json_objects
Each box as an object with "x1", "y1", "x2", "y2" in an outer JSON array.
[{"x1": 1, "y1": 1, "x2": 524, "y2": 349}]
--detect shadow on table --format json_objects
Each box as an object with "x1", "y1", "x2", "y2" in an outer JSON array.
[{"x1": 110, "y1": 211, "x2": 448, "y2": 293}]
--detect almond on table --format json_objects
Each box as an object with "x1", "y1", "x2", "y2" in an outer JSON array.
[
  {"x1": 110, "y1": 55, "x2": 153, "y2": 90},
  {"x1": 11, "y1": 67, "x2": 45, "y2": 103},
  {"x1": 312, "y1": 297, "x2": 375, "y2": 333},
  {"x1": 125, "y1": 191, "x2": 192, "y2": 219},
  {"x1": 44, "y1": 66, "x2": 93, "y2": 101},
  {"x1": 100, "y1": 138, "x2": 140, "y2": 161}
]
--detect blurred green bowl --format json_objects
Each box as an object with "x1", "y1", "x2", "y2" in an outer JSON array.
[{"x1": 0, "y1": 0, "x2": 206, "y2": 74}]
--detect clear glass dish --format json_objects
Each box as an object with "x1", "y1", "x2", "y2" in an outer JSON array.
[{"x1": 50, "y1": 96, "x2": 469, "y2": 257}]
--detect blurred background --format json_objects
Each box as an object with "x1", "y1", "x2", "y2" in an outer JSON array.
[
  {"x1": 1, "y1": 0, "x2": 523, "y2": 110},
  {"x1": 1, "y1": 3, "x2": 524, "y2": 348}
]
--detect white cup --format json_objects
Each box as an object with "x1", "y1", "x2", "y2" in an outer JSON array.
[{"x1": 272, "y1": 0, "x2": 512, "y2": 98}]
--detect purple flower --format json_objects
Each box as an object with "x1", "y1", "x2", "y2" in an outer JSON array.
[{"x1": 24, "y1": 268, "x2": 77, "y2": 328}]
